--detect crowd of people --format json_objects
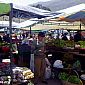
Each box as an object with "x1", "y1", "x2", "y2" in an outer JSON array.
[
  {"x1": 52, "y1": 30, "x2": 84, "y2": 42},
  {"x1": 0, "y1": 32, "x2": 50, "y2": 84},
  {"x1": 17, "y1": 32, "x2": 51, "y2": 84},
  {"x1": 0, "y1": 30, "x2": 84, "y2": 84}
]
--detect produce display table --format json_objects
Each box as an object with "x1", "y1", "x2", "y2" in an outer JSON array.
[
  {"x1": 46, "y1": 47, "x2": 75, "y2": 64},
  {"x1": 70, "y1": 52, "x2": 85, "y2": 57},
  {"x1": 46, "y1": 46, "x2": 85, "y2": 71},
  {"x1": 0, "y1": 66, "x2": 34, "y2": 85},
  {"x1": 70, "y1": 52, "x2": 85, "y2": 70}
]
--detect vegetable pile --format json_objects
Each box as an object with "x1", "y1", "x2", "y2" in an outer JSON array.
[{"x1": 59, "y1": 72, "x2": 81, "y2": 84}]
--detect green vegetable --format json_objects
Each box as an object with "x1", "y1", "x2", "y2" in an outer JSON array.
[
  {"x1": 68, "y1": 75, "x2": 81, "y2": 84},
  {"x1": 73, "y1": 60, "x2": 81, "y2": 71},
  {"x1": 58, "y1": 72, "x2": 69, "y2": 81},
  {"x1": 78, "y1": 41, "x2": 85, "y2": 48},
  {"x1": 59, "y1": 72, "x2": 81, "y2": 84}
]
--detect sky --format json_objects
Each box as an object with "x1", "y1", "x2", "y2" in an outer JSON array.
[{"x1": 0, "y1": 0, "x2": 51, "y2": 6}]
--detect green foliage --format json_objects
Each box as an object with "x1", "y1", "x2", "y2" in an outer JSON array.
[
  {"x1": 46, "y1": 39, "x2": 74, "y2": 48},
  {"x1": 59, "y1": 40, "x2": 65, "y2": 47},
  {"x1": 58, "y1": 72, "x2": 69, "y2": 81},
  {"x1": 59, "y1": 72, "x2": 81, "y2": 84},
  {"x1": 78, "y1": 41, "x2": 85, "y2": 48},
  {"x1": 64, "y1": 40, "x2": 74, "y2": 47},
  {"x1": 46, "y1": 39, "x2": 65, "y2": 47},
  {"x1": 68, "y1": 75, "x2": 81, "y2": 84},
  {"x1": 0, "y1": 42, "x2": 9, "y2": 46}
]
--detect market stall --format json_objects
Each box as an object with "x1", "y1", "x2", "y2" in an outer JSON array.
[
  {"x1": 45, "y1": 17, "x2": 85, "y2": 85},
  {"x1": 0, "y1": 3, "x2": 34, "y2": 85}
]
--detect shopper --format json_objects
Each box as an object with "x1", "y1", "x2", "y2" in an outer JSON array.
[
  {"x1": 0, "y1": 36, "x2": 2, "y2": 42},
  {"x1": 18, "y1": 38, "x2": 31, "y2": 68},
  {"x1": 62, "y1": 33, "x2": 68, "y2": 40},
  {"x1": 33, "y1": 32, "x2": 47, "y2": 84},
  {"x1": 74, "y1": 30, "x2": 82, "y2": 42}
]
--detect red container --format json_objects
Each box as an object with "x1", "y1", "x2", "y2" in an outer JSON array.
[{"x1": 2, "y1": 46, "x2": 10, "y2": 53}]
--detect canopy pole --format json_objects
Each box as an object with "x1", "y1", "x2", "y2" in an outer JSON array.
[
  {"x1": 80, "y1": 19, "x2": 82, "y2": 41},
  {"x1": 30, "y1": 26, "x2": 31, "y2": 37},
  {"x1": 80, "y1": 19, "x2": 81, "y2": 30},
  {"x1": 9, "y1": 3, "x2": 13, "y2": 85},
  {"x1": 73, "y1": 29, "x2": 75, "y2": 48}
]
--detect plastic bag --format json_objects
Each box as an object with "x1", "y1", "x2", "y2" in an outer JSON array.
[
  {"x1": 30, "y1": 54, "x2": 34, "y2": 72},
  {"x1": 45, "y1": 66, "x2": 51, "y2": 79},
  {"x1": 53, "y1": 60, "x2": 64, "y2": 68},
  {"x1": 45, "y1": 58, "x2": 51, "y2": 66}
]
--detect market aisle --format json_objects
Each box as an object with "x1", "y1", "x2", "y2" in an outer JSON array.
[{"x1": 37, "y1": 79, "x2": 62, "y2": 85}]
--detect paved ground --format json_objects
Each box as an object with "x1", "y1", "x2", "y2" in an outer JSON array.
[
  {"x1": 32, "y1": 79, "x2": 63, "y2": 85},
  {"x1": 27, "y1": 79, "x2": 63, "y2": 85}
]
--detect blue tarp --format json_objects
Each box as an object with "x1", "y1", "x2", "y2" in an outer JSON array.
[{"x1": 66, "y1": 11, "x2": 85, "y2": 21}]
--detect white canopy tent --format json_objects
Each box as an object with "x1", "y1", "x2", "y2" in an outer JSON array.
[
  {"x1": 16, "y1": 19, "x2": 38, "y2": 28},
  {"x1": 13, "y1": 4, "x2": 51, "y2": 16},
  {"x1": 0, "y1": 28, "x2": 5, "y2": 32},
  {"x1": 0, "y1": 21, "x2": 19, "y2": 28},
  {"x1": 0, "y1": 0, "x2": 64, "y2": 20},
  {"x1": 0, "y1": 2, "x2": 85, "y2": 31},
  {"x1": 12, "y1": 3, "x2": 85, "y2": 20},
  {"x1": 57, "y1": 3, "x2": 85, "y2": 17},
  {"x1": 17, "y1": 23, "x2": 85, "y2": 31},
  {"x1": 24, "y1": 3, "x2": 85, "y2": 23}
]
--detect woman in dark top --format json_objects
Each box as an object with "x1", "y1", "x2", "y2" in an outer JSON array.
[{"x1": 74, "y1": 31, "x2": 82, "y2": 42}]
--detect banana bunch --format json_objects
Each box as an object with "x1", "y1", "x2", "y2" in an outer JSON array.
[
  {"x1": 22, "y1": 70, "x2": 34, "y2": 79},
  {"x1": 12, "y1": 67, "x2": 34, "y2": 82}
]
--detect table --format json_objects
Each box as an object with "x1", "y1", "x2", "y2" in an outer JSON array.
[{"x1": 70, "y1": 52, "x2": 85, "y2": 70}]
